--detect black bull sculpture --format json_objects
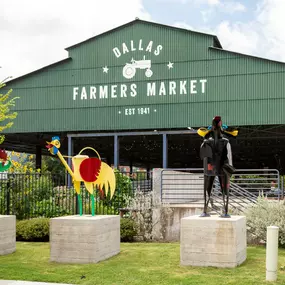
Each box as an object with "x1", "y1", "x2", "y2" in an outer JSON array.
[{"x1": 197, "y1": 116, "x2": 238, "y2": 218}]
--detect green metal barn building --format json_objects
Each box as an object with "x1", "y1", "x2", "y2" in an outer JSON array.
[{"x1": 3, "y1": 19, "x2": 285, "y2": 173}]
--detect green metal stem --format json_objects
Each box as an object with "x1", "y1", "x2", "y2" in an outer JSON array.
[
  {"x1": 91, "y1": 193, "x2": 95, "y2": 216},
  {"x1": 78, "y1": 194, "x2": 83, "y2": 216}
]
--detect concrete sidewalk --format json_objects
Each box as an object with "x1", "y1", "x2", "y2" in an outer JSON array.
[{"x1": 0, "y1": 281, "x2": 73, "y2": 285}]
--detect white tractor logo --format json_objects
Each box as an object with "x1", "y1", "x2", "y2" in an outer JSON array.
[{"x1": 122, "y1": 56, "x2": 153, "y2": 79}]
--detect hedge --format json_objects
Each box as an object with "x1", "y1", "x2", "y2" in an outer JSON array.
[{"x1": 16, "y1": 217, "x2": 137, "y2": 242}]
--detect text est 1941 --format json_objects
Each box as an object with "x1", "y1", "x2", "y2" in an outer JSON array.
[{"x1": 125, "y1": 107, "x2": 151, "y2": 115}]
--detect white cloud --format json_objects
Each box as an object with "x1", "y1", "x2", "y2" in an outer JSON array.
[
  {"x1": 200, "y1": 1, "x2": 246, "y2": 23},
  {"x1": 201, "y1": 9, "x2": 214, "y2": 22},
  {"x1": 193, "y1": 0, "x2": 221, "y2": 5},
  {"x1": 174, "y1": 0, "x2": 285, "y2": 63},
  {"x1": 173, "y1": 22, "x2": 195, "y2": 30},
  {"x1": 212, "y1": 0, "x2": 285, "y2": 62},
  {"x1": 214, "y1": 21, "x2": 260, "y2": 54},
  {"x1": 220, "y1": 1, "x2": 246, "y2": 13},
  {"x1": 155, "y1": 0, "x2": 219, "y2": 4},
  {"x1": 255, "y1": 0, "x2": 285, "y2": 59},
  {"x1": 157, "y1": 0, "x2": 244, "y2": 11},
  {"x1": 207, "y1": 0, "x2": 220, "y2": 5},
  {"x1": 0, "y1": 0, "x2": 150, "y2": 81},
  {"x1": 173, "y1": 20, "x2": 259, "y2": 55}
]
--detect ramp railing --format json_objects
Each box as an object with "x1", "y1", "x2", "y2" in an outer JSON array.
[{"x1": 161, "y1": 168, "x2": 280, "y2": 213}]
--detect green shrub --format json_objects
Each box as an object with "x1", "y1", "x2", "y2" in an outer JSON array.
[
  {"x1": 245, "y1": 197, "x2": 285, "y2": 247},
  {"x1": 96, "y1": 201, "x2": 116, "y2": 215},
  {"x1": 6, "y1": 174, "x2": 56, "y2": 220},
  {"x1": 120, "y1": 217, "x2": 138, "y2": 242},
  {"x1": 16, "y1": 218, "x2": 50, "y2": 242},
  {"x1": 32, "y1": 198, "x2": 72, "y2": 218},
  {"x1": 0, "y1": 189, "x2": 8, "y2": 215},
  {"x1": 105, "y1": 170, "x2": 133, "y2": 211},
  {"x1": 16, "y1": 216, "x2": 139, "y2": 243}
]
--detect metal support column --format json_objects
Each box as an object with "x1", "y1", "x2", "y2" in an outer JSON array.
[
  {"x1": 130, "y1": 159, "x2": 133, "y2": 174},
  {"x1": 35, "y1": 145, "x2": 42, "y2": 170},
  {"x1": 162, "y1": 133, "x2": 168, "y2": 169},
  {"x1": 114, "y1": 134, "x2": 119, "y2": 169},
  {"x1": 280, "y1": 176, "x2": 284, "y2": 200},
  {"x1": 67, "y1": 136, "x2": 77, "y2": 214},
  {"x1": 67, "y1": 136, "x2": 73, "y2": 187},
  {"x1": 147, "y1": 165, "x2": 151, "y2": 180}
]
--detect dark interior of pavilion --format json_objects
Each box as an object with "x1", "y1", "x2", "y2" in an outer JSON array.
[{"x1": 2, "y1": 124, "x2": 285, "y2": 174}]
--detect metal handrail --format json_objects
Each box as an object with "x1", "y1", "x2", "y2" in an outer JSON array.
[{"x1": 211, "y1": 179, "x2": 257, "y2": 213}]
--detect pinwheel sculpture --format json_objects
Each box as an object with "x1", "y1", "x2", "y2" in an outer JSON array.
[
  {"x1": 46, "y1": 136, "x2": 116, "y2": 216},
  {"x1": 0, "y1": 149, "x2": 11, "y2": 172},
  {"x1": 197, "y1": 116, "x2": 238, "y2": 218}
]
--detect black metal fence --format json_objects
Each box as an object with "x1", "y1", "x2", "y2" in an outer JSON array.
[{"x1": 0, "y1": 171, "x2": 152, "y2": 220}]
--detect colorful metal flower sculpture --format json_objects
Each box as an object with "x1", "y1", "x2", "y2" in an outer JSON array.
[
  {"x1": 46, "y1": 136, "x2": 116, "y2": 216},
  {"x1": 0, "y1": 149, "x2": 11, "y2": 172}
]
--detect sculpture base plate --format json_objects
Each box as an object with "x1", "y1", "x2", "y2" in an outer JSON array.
[{"x1": 219, "y1": 213, "x2": 231, "y2": 218}]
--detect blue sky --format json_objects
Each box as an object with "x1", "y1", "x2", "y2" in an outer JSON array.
[{"x1": 0, "y1": 0, "x2": 285, "y2": 80}]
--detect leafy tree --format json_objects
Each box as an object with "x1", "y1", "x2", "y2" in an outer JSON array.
[
  {"x1": 0, "y1": 82, "x2": 19, "y2": 144},
  {"x1": 42, "y1": 155, "x2": 66, "y2": 176}
]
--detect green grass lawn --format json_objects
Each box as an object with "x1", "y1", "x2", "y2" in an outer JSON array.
[{"x1": 0, "y1": 242, "x2": 285, "y2": 285}]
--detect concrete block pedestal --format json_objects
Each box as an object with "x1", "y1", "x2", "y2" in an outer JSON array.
[
  {"x1": 50, "y1": 215, "x2": 120, "y2": 264},
  {"x1": 0, "y1": 215, "x2": 16, "y2": 256},
  {"x1": 180, "y1": 215, "x2": 246, "y2": 268}
]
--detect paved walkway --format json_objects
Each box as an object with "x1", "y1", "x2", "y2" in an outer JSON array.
[{"x1": 0, "y1": 281, "x2": 73, "y2": 285}]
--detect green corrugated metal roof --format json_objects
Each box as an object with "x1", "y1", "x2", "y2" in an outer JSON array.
[
  {"x1": 65, "y1": 18, "x2": 223, "y2": 50},
  {"x1": 6, "y1": 58, "x2": 72, "y2": 84},
  {"x1": 210, "y1": 47, "x2": 285, "y2": 65}
]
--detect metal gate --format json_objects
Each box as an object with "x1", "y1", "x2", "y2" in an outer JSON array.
[{"x1": 161, "y1": 168, "x2": 281, "y2": 206}]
